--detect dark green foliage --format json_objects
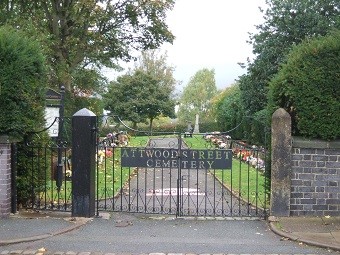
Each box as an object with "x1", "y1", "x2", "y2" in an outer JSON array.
[
  {"x1": 239, "y1": 0, "x2": 340, "y2": 116},
  {"x1": 131, "y1": 122, "x2": 179, "y2": 135},
  {"x1": 99, "y1": 121, "x2": 220, "y2": 136},
  {"x1": 196, "y1": 121, "x2": 219, "y2": 134},
  {"x1": 214, "y1": 84, "x2": 270, "y2": 145},
  {"x1": 269, "y1": 30, "x2": 340, "y2": 140},
  {"x1": 0, "y1": 26, "x2": 46, "y2": 141},
  {"x1": 0, "y1": 1, "x2": 175, "y2": 92},
  {"x1": 103, "y1": 70, "x2": 176, "y2": 132},
  {"x1": 0, "y1": 26, "x2": 48, "y2": 206},
  {"x1": 67, "y1": 68, "x2": 107, "y2": 117},
  {"x1": 215, "y1": 85, "x2": 244, "y2": 138},
  {"x1": 16, "y1": 139, "x2": 50, "y2": 207},
  {"x1": 243, "y1": 110, "x2": 271, "y2": 147}
]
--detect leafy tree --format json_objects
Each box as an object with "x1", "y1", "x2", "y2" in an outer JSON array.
[
  {"x1": 177, "y1": 68, "x2": 217, "y2": 124},
  {"x1": 212, "y1": 84, "x2": 269, "y2": 144},
  {"x1": 239, "y1": 0, "x2": 340, "y2": 115},
  {"x1": 213, "y1": 84, "x2": 244, "y2": 138},
  {"x1": 130, "y1": 49, "x2": 178, "y2": 130},
  {"x1": 103, "y1": 70, "x2": 176, "y2": 132},
  {"x1": 0, "y1": 0, "x2": 175, "y2": 95},
  {"x1": 133, "y1": 50, "x2": 177, "y2": 95},
  {"x1": 0, "y1": 26, "x2": 46, "y2": 140},
  {"x1": 67, "y1": 68, "x2": 106, "y2": 115},
  {"x1": 268, "y1": 30, "x2": 340, "y2": 140}
]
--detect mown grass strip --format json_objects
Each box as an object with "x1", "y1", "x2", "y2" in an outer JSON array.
[{"x1": 184, "y1": 134, "x2": 269, "y2": 209}]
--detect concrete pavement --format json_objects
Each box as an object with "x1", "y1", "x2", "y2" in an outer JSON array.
[
  {"x1": 0, "y1": 210, "x2": 339, "y2": 254},
  {"x1": 0, "y1": 211, "x2": 90, "y2": 246},
  {"x1": 268, "y1": 215, "x2": 340, "y2": 252}
]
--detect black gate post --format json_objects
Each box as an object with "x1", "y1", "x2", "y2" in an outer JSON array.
[{"x1": 72, "y1": 108, "x2": 97, "y2": 217}]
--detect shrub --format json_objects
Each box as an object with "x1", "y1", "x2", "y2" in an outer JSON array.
[
  {"x1": 0, "y1": 26, "x2": 47, "y2": 140},
  {"x1": 268, "y1": 30, "x2": 340, "y2": 140},
  {"x1": 0, "y1": 26, "x2": 47, "y2": 206}
]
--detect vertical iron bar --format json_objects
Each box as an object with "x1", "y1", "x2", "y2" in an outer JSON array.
[
  {"x1": 221, "y1": 166, "x2": 224, "y2": 216},
  {"x1": 111, "y1": 147, "x2": 120, "y2": 211},
  {"x1": 177, "y1": 132, "x2": 182, "y2": 217},
  {"x1": 213, "y1": 167, "x2": 216, "y2": 215},
  {"x1": 196, "y1": 167, "x2": 199, "y2": 215},
  {"x1": 120, "y1": 164, "x2": 124, "y2": 211},
  {"x1": 187, "y1": 169, "x2": 190, "y2": 215},
  {"x1": 51, "y1": 151, "x2": 55, "y2": 209},
  {"x1": 128, "y1": 166, "x2": 131, "y2": 211},
  {"x1": 264, "y1": 127, "x2": 268, "y2": 218},
  {"x1": 56, "y1": 86, "x2": 65, "y2": 192},
  {"x1": 136, "y1": 163, "x2": 139, "y2": 212},
  {"x1": 96, "y1": 131, "x2": 99, "y2": 217},
  {"x1": 95, "y1": 160, "x2": 99, "y2": 215},
  {"x1": 230, "y1": 154, "x2": 233, "y2": 216},
  {"x1": 255, "y1": 149, "x2": 259, "y2": 216},
  {"x1": 169, "y1": 156, "x2": 172, "y2": 214},
  {"x1": 238, "y1": 153, "x2": 242, "y2": 216},
  {"x1": 63, "y1": 148, "x2": 69, "y2": 211},
  {"x1": 152, "y1": 167, "x2": 156, "y2": 212},
  {"x1": 247, "y1": 154, "x2": 251, "y2": 216},
  {"x1": 30, "y1": 147, "x2": 35, "y2": 209},
  {"x1": 144, "y1": 164, "x2": 147, "y2": 213},
  {"x1": 43, "y1": 147, "x2": 48, "y2": 210},
  {"x1": 196, "y1": 168, "x2": 199, "y2": 215},
  {"x1": 104, "y1": 147, "x2": 107, "y2": 210},
  {"x1": 161, "y1": 165, "x2": 164, "y2": 213},
  {"x1": 37, "y1": 147, "x2": 41, "y2": 209},
  {"x1": 204, "y1": 168, "x2": 208, "y2": 216}
]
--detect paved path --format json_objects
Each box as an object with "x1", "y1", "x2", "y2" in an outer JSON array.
[
  {"x1": 1, "y1": 212, "x2": 338, "y2": 255},
  {"x1": 1, "y1": 138, "x2": 339, "y2": 254},
  {"x1": 104, "y1": 137, "x2": 265, "y2": 217}
]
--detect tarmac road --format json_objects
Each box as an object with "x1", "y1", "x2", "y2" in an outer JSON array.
[{"x1": 0, "y1": 212, "x2": 338, "y2": 255}]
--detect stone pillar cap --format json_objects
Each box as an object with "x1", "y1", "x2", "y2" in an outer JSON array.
[{"x1": 73, "y1": 108, "x2": 96, "y2": 117}]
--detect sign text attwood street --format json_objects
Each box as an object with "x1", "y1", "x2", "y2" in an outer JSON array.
[{"x1": 121, "y1": 147, "x2": 232, "y2": 169}]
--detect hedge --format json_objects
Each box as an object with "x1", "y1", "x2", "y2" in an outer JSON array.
[{"x1": 268, "y1": 30, "x2": 340, "y2": 140}]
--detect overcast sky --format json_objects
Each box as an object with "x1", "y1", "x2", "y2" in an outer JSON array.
[
  {"x1": 104, "y1": 0, "x2": 267, "y2": 92},
  {"x1": 160, "y1": 0, "x2": 267, "y2": 91}
]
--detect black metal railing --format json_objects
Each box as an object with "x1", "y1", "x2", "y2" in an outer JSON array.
[
  {"x1": 94, "y1": 128, "x2": 269, "y2": 218},
  {"x1": 15, "y1": 113, "x2": 269, "y2": 219}
]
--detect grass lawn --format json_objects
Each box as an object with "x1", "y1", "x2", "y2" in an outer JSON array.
[
  {"x1": 39, "y1": 134, "x2": 269, "y2": 209},
  {"x1": 184, "y1": 134, "x2": 269, "y2": 209},
  {"x1": 96, "y1": 135, "x2": 152, "y2": 200}
]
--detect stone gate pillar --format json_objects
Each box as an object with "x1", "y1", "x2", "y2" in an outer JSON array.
[
  {"x1": 0, "y1": 136, "x2": 11, "y2": 218},
  {"x1": 72, "y1": 108, "x2": 97, "y2": 217},
  {"x1": 271, "y1": 108, "x2": 292, "y2": 216}
]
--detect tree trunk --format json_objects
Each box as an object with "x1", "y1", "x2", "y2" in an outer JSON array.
[{"x1": 149, "y1": 118, "x2": 154, "y2": 135}]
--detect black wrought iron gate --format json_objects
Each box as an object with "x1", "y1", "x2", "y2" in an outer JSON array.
[
  {"x1": 95, "y1": 134, "x2": 269, "y2": 218},
  {"x1": 16, "y1": 113, "x2": 268, "y2": 219}
]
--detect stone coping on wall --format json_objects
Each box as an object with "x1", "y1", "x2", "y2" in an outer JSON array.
[
  {"x1": 0, "y1": 135, "x2": 21, "y2": 144},
  {"x1": 0, "y1": 135, "x2": 10, "y2": 144},
  {"x1": 292, "y1": 136, "x2": 340, "y2": 149}
]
